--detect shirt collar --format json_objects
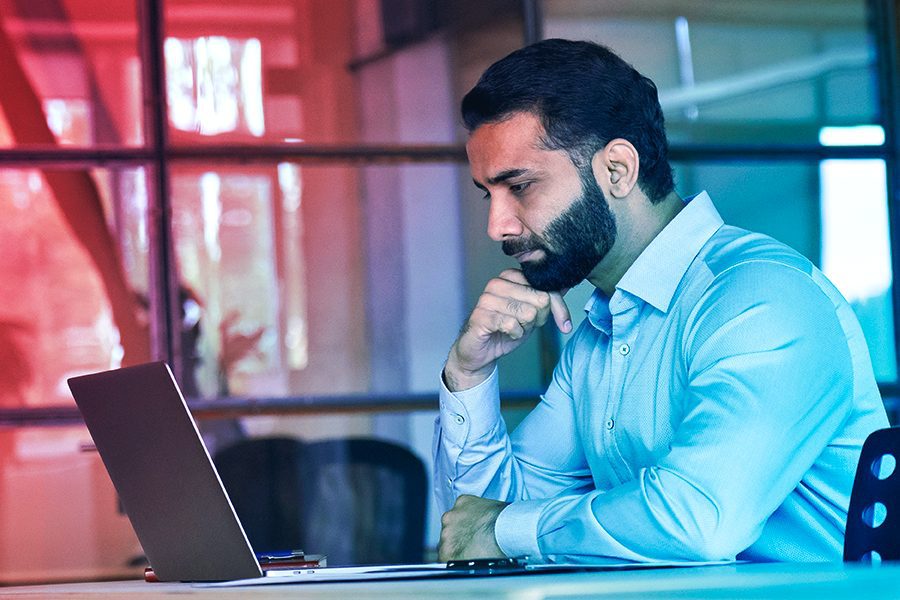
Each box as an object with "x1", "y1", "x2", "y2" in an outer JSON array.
[{"x1": 614, "y1": 191, "x2": 723, "y2": 313}]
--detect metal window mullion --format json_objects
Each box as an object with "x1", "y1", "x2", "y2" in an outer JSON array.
[{"x1": 138, "y1": 0, "x2": 181, "y2": 375}]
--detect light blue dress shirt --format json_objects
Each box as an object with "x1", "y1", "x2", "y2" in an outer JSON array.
[{"x1": 433, "y1": 191, "x2": 889, "y2": 563}]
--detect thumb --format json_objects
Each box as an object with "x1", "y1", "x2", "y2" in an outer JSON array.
[{"x1": 549, "y1": 289, "x2": 572, "y2": 333}]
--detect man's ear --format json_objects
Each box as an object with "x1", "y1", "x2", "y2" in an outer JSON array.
[{"x1": 591, "y1": 138, "x2": 639, "y2": 199}]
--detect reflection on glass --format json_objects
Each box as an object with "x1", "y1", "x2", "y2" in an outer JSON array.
[
  {"x1": 172, "y1": 169, "x2": 282, "y2": 396},
  {"x1": 0, "y1": 0, "x2": 143, "y2": 147},
  {"x1": 165, "y1": 36, "x2": 264, "y2": 137},
  {"x1": 43, "y1": 99, "x2": 92, "y2": 145},
  {"x1": 0, "y1": 167, "x2": 151, "y2": 408},
  {"x1": 164, "y1": 0, "x2": 464, "y2": 145},
  {"x1": 0, "y1": 426, "x2": 143, "y2": 583},
  {"x1": 277, "y1": 163, "x2": 308, "y2": 371},
  {"x1": 168, "y1": 162, "x2": 469, "y2": 398}
]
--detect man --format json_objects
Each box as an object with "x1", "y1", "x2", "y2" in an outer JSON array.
[{"x1": 433, "y1": 39, "x2": 888, "y2": 564}]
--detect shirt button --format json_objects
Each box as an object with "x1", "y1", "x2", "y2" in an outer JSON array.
[
  {"x1": 618, "y1": 343, "x2": 630, "y2": 356},
  {"x1": 447, "y1": 477, "x2": 453, "y2": 488},
  {"x1": 453, "y1": 414, "x2": 465, "y2": 425},
  {"x1": 605, "y1": 418, "x2": 615, "y2": 431}
]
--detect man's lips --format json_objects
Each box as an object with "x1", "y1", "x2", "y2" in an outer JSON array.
[
  {"x1": 512, "y1": 249, "x2": 543, "y2": 262},
  {"x1": 503, "y1": 238, "x2": 546, "y2": 262}
]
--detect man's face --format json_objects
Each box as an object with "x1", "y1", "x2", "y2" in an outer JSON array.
[
  {"x1": 466, "y1": 112, "x2": 617, "y2": 291},
  {"x1": 502, "y1": 168, "x2": 616, "y2": 291}
]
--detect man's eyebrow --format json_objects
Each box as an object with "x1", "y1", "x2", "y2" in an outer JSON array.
[
  {"x1": 471, "y1": 168, "x2": 531, "y2": 191},
  {"x1": 487, "y1": 168, "x2": 529, "y2": 186}
]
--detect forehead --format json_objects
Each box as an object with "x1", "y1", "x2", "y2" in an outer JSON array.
[{"x1": 465, "y1": 112, "x2": 555, "y2": 181}]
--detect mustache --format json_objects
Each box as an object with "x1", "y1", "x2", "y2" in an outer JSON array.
[{"x1": 502, "y1": 236, "x2": 545, "y2": 257}]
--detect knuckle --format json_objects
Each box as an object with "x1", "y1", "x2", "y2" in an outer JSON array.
[
  {"x1": 484, "y1": 277, "x2": 505, "y2": 294},
  {"x1": 520, "y1": 303, "x2": 538, "y2": 321},
  {"x1": 501, "y1": 315, "x2": 520, "y2": 332}
]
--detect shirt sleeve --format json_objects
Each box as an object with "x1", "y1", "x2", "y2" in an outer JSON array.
[
  {"x1": 432, "y1": 340, "x2": 594, "y2": 518},
  {"x1": 493, "y1": 262, "x2": 857, "y2": 562}
]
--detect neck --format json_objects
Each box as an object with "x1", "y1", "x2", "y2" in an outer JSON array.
[{"x1": 587, "y1": 192, "x2": 683, "y2": 296}]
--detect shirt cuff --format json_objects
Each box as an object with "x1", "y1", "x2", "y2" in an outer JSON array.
[
  {"x1": 494, "y1": 499, "x2": 545, "y2": 560},
  {"x1": 438, "y1": 366, "x2": 502, "y2": 445}
]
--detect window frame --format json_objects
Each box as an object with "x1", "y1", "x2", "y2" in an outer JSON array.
[{"x1": 0, "y1": 0, "x2": 897, "y2": 426}]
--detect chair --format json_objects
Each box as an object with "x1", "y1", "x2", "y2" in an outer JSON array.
[
  {"x1": 212, "y1": 437, "x2": 307, "y2": 553},
  {"x1": 300, "y1": 438, "x2": 428, "y2": 565},
  {"x1": 844, "y1": 427, "x2": 900, "y2": 563},
  {"x1": 214, "y1": 436, "x2": 427, "y2": 566}
]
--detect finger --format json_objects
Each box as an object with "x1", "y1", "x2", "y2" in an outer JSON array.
[
  {"x1": 477, "y1": 293, "x2": 540, "y2": 326},
  {"x1": 497, "y1": 268, "x2": 529, "y2": 284},
  {"x1": 493, "y1": 313, "x2": 526, "y2": 340},
  {"x1": 455, "y1": 494, "x2": 475, "y2": 506},
  {"x1": 495, "y1": 270, "x2": 558, "y2": 320},
  {"x1": 485, "y1": 272, "x2": 541, "y2": 301},
  {"x1": 468, "y1": 304, "x2": 529, "y2": 339},
  {"x1": 437, "y1": 534, "x2": 449, "y2": 562},
  {"x1": 549, "y1": 290, "x2": 572, "y2": 333}
]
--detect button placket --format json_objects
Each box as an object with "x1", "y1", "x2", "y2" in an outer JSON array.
[{"x1": 607, "y1": 299, "x2": 636, "y2": 441}]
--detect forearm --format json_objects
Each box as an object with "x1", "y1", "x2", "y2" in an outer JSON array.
[
  {"x1": 495, "y1": 470, "x2": 734, "y2": 563},
  {"x1": 433, "y1": 367, "x2": 524, "y2": 512},
  {"x1": 434, "y1": 363, "x2": 594, "y2": 514}
]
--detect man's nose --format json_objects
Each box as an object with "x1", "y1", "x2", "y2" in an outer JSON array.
[{"x1": 486, "y1": 194, "x2": 523, "y2": 241}]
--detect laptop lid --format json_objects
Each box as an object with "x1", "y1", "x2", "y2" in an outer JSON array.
[{"x1": 68, "y1": 361, "x2": 263, "y2": 582}]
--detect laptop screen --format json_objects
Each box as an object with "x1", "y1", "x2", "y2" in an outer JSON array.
[{"x1": 68, "y1": 362, "x2": 263, "y2": 581}]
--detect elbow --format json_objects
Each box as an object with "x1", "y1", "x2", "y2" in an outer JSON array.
[
  {"x1": 671, "y1": 510, "x2": 756, "y2": 562},
  {"x1": 680, "y1": 533, "x2": 742, "y2": 562},
  {"x1": 643, "y1": 470, "x2": 750, "y2": 562}
]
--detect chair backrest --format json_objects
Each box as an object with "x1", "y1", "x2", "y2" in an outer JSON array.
[
  {"x1": 213, "y1": 436, "x2": 306, "y2": 553},
  {"x1": 844, "y1": 427, "x2": 900, "y2": 562},
  {"x1": 301, "y1": 438, "x2": 428, "y2": 566},
  {"x1": 214, "y1": 436, "x2": 427, "y2": 566}
]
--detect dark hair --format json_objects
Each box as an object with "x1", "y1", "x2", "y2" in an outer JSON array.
[{"x1": 461, "y1": 39, "x2": 675, "y2": 203}]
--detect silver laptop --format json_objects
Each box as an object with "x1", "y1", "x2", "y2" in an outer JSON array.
[{"x1": 68, "y1": 361, "x2": 307, "y2": 582}]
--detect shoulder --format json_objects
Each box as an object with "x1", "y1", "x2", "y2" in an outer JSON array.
[
  {"x1": 701, "y1": 225, "x2": 814, "y2": 280},
  {"x1": 683, "y1": 228, "x2": 849, "y2": 355}
]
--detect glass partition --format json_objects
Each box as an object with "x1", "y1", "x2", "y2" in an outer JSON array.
[
  {"x1": 0, "y1": 0, "x2": 144, "y2": 148},
  {"x1": 543, "y1": 0, "x2": 878, "y2": 146},
  {"x1": 0, "y1": 165, "x2": 153, "y2": 409},
  {"x1": 168, "y1": 161, "x2": 468, "y2": 398}
]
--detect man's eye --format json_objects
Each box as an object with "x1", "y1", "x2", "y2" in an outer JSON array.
[{"x1": 509, "y1": 182, "x2": 531, "y2": 195}]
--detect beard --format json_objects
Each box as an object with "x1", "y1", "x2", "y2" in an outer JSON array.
[{"x1": 502, "y1": 170, "x2": 617, "y2": 291}]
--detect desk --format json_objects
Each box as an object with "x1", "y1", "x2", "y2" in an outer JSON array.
[{"x1": 0, "y1": 562, "x2": 898, "y2": 599}]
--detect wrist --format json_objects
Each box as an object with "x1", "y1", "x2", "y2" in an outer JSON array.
[{"x1": 443, "y1": 350, "x2": 494, "y2": 392}]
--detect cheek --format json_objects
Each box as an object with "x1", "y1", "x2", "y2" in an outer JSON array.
[{"x1": 526, "y1": 197, "x2": 575, "y2": 238}]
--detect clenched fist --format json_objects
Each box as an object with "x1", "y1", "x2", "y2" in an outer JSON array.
[{"x1": 444, "y1": 269, "x2": 571, "y2": 392}]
